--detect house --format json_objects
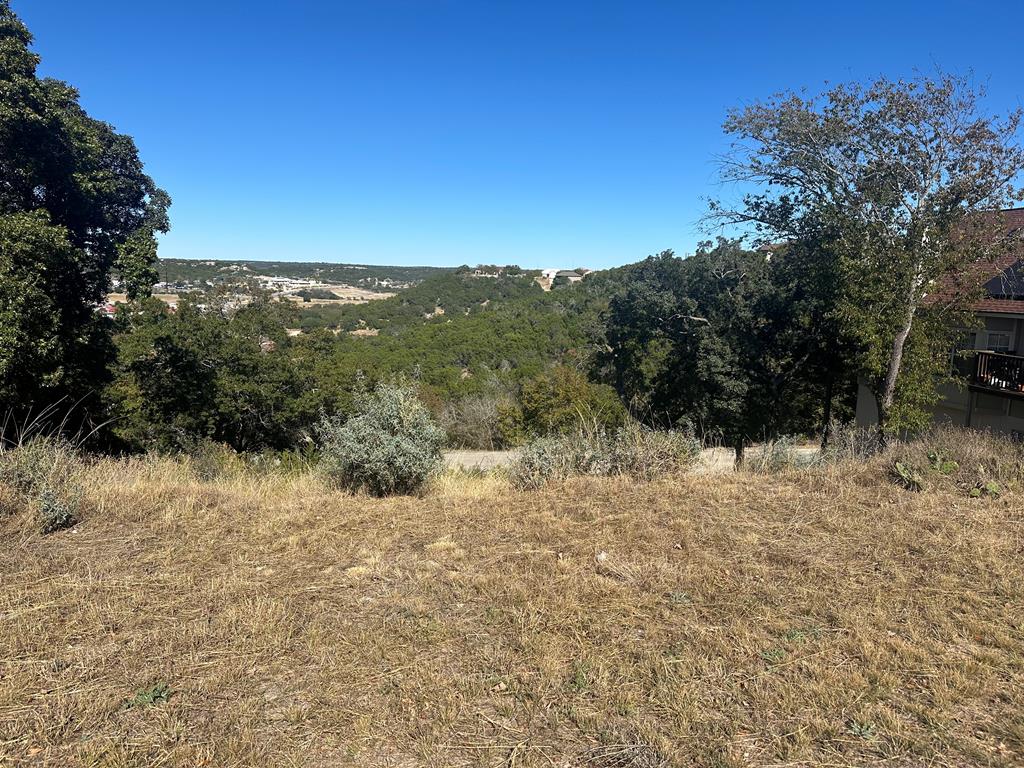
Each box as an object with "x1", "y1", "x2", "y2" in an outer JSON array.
[
  {"x1": 554, "y1": 270, "x2": 584, "y2": 284},
  {"x1": 856, "y1": 209, "x2": 1024, "y2": 438}
]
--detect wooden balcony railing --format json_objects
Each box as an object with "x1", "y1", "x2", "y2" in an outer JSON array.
[{"x1": 974, "y1": 351, "x2": 1024, "y2": 394}]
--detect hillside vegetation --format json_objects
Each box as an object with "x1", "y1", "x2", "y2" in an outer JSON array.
[
  {"x1": 1, "y1": 430, "x2": 1022, "y2": 767},
  {"x1": 107, "y1": 268, "x2": 630, "y2": 452},
  {"x1": 294, "y1": 268, "x2": 544, "y2": 332}
]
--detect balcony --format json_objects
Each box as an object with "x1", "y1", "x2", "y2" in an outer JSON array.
[{"x1": 972, "y1": 351, "x2": 1024, "y2": 396}]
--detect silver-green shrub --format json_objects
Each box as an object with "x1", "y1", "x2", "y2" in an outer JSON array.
[
  {"x1": 608, "y1": 422, "x2": 701, "y2": 480},
  {"x1": 35, "y1": 483, "x2": 80, "y2": 533},
  {"x1": 507, "y1": 436, "x2": 575, "y2": 490},
  {"x1": 317, "y1": 378, "x2": 445, "y2": 496}
]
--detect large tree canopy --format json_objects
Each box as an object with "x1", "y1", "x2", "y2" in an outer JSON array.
[
  {"x1": 712, "y1": 74, "x2": 1024, "y2": 437},
  {"x1": 603, "y1": 242, "x2": 837, "y2": 457},
  {"x1": 0, "y1": 1, "x2": 169, "y2": 415}
]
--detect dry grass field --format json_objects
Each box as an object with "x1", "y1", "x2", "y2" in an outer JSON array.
[
  {"x1": 1, "y1": 445, "x2": 1023, "y2": 767},
  {"x1": 106, "y1": 293, "x2": 181, "y2": 307},
  {"x1": 281, "y1": 285, "x2": 396, "y2": 305}
]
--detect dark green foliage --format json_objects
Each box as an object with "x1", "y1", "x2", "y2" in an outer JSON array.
[
  {"x1": 0, "y1": 3, "x2": 169, "y2": 419},
  {"x1": 603, "y1": 242, "x2": 841, "y2": 453},
  {"x1": 714, "y1": 74, "x2": 1024, "y2": 435},
  {"x1": 110, "y1": 294, "x2": 308, "y2": 452},
  {"x1": 518, "y1": 365, "x2": 626, "y2": 437},
  {"x1": 294, "y1": 271, "x2": 545, "y2": 333},
  {"x1": 105, "y1": 257, "x2": 638, "y2": 454},
  {"x1": 111, "y1": 275, "x2": 608, "y2": 454},
  {"x1": 293, "y1": 287, "x2": 340, "y2": 301},
  {"x1": 290, "y1": 277, "x2": 619, "y2": 415}
]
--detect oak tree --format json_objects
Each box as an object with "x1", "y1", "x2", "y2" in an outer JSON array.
[
  {"x1": 712, "y1": 74, "x2": 1024, "y2": 438},
  {"x1": 0, "y1": 2, "x2": 169, "y2": 418}
]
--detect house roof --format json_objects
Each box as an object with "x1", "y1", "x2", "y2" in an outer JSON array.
[
  {"x1": 977, "y1": 298, "x2": 1024, "y2": 315},
  {"x1": 927, "y1": 208, "x2": 1024, "y2": 314}
]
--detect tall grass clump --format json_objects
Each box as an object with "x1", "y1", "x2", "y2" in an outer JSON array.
[
  {"x1": 0, "y1": 436, "x2": 83, "y2": 533},
  {"x1": 178, "y1": 437, "x2": 243, "y2": 482},
  {"x1": 888, "y1": 425, "x2": 1024, "y2": 496},
  {"x1": 820, "y1": 421, "x2": 882, "y2": 462},
  {"x1": 745, "y1": 435, "x2": 812, "y2": 473},
  {"x1": 510, "y1": 422, "x2": 699, "y2": 490},
  {"x1": 317, "y1": 378, "x2": 445, "y2": 496}
]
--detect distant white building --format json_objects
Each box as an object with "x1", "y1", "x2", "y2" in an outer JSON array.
[{"x1": 555, "y1": 270, "x2": 584, "y2": 284}]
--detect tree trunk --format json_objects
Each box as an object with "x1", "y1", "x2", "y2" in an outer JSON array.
[
  {"x1": 733, "y1": 439, "x2": 745, "y2": 470},
  {"x1": 877, "y1": 284, "x2": 922, "y2": 447},
  {"x1": 819, "y1": 376, "x2": 834, "y2": 451}
]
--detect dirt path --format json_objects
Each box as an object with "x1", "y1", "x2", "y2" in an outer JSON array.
[{"x1": 443, "y1": 449, "x2": 522, "y2": 471}]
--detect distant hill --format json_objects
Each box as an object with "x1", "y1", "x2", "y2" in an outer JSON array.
[
  {"x1": 294, "y1": 268, "x2": 546, "y2": 332},
  {"x1": 155, "y1": 258, "x2": 453, "y2": 292}
]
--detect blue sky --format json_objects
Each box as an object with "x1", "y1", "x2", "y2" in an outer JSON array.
[{"x1": 14, "y1": 1, "x2": 1024, "y2": 269}]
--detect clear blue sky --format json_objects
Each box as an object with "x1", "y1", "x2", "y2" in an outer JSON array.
[{"x1": 14, "y1": 1, "x2": 1024, "y2": 269}]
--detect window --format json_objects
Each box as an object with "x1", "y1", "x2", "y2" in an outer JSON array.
[{"x1": 987, "y1": 332, "x2": 1012, "y2": 353}]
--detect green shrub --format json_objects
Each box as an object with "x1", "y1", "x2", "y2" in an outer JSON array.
[
  {"x1": 508, "y1": 436, "x2": 575, "y2": 490},
  {"x1": 607, "y1": 422, "x2": 701, "y2": 481},
  {"x1": 318, "y1": 378, "x2": 445, "y2": 496},
  {"x1": 0, "y1": 436, "x2": 77, "y2": 496},
  {"x1": 495, "y1": 397, "x2": 527, "y2": 447},
  {"x1": 509, "y1": 422, "x2": 699, "y2": 490},
  {"x1": 519, "y1": 366, "x2": 627, "y2": 437}
]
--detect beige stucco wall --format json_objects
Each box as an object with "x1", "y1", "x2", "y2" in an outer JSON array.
[{"x1": 855, "y1": 313, "x2": 1024, "y2": 438}]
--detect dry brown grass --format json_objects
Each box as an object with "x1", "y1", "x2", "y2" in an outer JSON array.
[{"x1": 1, "y1": 452, "x2": 1023, "y2": 767}]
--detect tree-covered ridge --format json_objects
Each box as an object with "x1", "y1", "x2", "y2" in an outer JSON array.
[
  {"x1": 109, "y1": 267, "x2": 627, "y2": 451},
  {"x1": 156, "y1": 258, "x2": 451, "y2": 291},
  {"x1": 294, "y1": 269, "x2": 548, "y2": 332}
]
